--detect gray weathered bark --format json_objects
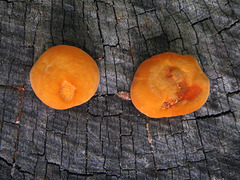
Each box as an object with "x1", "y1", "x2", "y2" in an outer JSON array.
[{"x1": 0, "y1": 0, "x2": 240, "y2": 179}]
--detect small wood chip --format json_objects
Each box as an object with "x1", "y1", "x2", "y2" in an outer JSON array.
[
  {"x1": 117, "y1": 91, "x2": 131, "y2": 101},
  {"x1": 146, "y1": 122, "x2": 153, "y2": 144},
  {"x1": 15, "y1": 117, "x2": 20, "y2": 124}
]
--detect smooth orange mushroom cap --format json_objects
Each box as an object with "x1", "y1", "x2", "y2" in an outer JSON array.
[
  {"x1": 30, "y1": 45, "x2": 100, "y2": 110},
  {"x1": 130, "y1": 52, "x2": 210, "y2": 118}
]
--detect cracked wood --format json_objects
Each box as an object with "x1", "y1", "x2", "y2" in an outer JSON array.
[{"x1": 0, "y1": 0, "x2": 240, "y2": 179}]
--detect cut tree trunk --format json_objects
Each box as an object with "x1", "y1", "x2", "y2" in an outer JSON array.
[{"x1": 0, "y1": 0, "x2": 240, "y2": 179}]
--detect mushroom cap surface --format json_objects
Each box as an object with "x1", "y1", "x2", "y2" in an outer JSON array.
[
  {"x1": 130, "y1": 52, "x2": 210, "y2": 118},
  {"x1": 30, "y1": 45, "x2": 100, "y2": 110}
]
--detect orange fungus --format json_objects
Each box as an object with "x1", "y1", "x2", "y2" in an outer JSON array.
[
  {"x1": 130, "y1": 52, "x2": 210, "y2": 118},
  {"x1": 30, "y1": 45, "x2": 100, "y2": 110}
]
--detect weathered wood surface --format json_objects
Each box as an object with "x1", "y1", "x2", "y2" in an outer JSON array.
[{"x1": 0, "y1": 0, "x2": 240, "y2": 179}]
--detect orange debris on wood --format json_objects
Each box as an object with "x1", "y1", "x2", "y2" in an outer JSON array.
[
  {"x1": 16, "y1": 86, "x2": 25, "y2": 91},
  {"x1": 117, "y1": 91, "x2": 131, "y2": 101},
  {"x1": 129, "y1": 46, "x2": 134, "y2": 56},
  {"x1": 130, "y1": 52, "x2": 210, "y2": 118},
  {"x1": 146, "y1": 121, "x2": 152, "y2": 144},
  {"x1": 30, "y1": 45, "x2": 100, "y2": 110},
  {"x1": 4, "y1": 85, "x2": 25, "y2": 91}
]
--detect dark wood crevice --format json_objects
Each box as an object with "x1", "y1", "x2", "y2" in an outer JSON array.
[{"x1": 0, "y1": 0, "x2": 239, "y2": 179}]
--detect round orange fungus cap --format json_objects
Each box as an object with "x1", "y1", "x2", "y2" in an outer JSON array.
[
  {"x1": 130, "y1": 52, "x2": 210, "y2": 118},
  {"x1": 30, "y1": 45, "x2": 100, "y2": 110}
]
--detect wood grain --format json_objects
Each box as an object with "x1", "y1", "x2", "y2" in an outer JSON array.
[{"x1": 0, "y1": 0, "x2": 239, "y2": 179}]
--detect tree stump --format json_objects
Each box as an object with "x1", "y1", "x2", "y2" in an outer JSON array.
[{"x1": 0, "y1": 0, "x2": 240, "y2": 179}]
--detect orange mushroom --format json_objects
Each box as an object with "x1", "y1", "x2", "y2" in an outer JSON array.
[
  {"x1": 130, "y1": 52, "x2": 210, "y2": 118},
  {"x1": 30, "y1": 45, "x2": 100, "y2": 110}
]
